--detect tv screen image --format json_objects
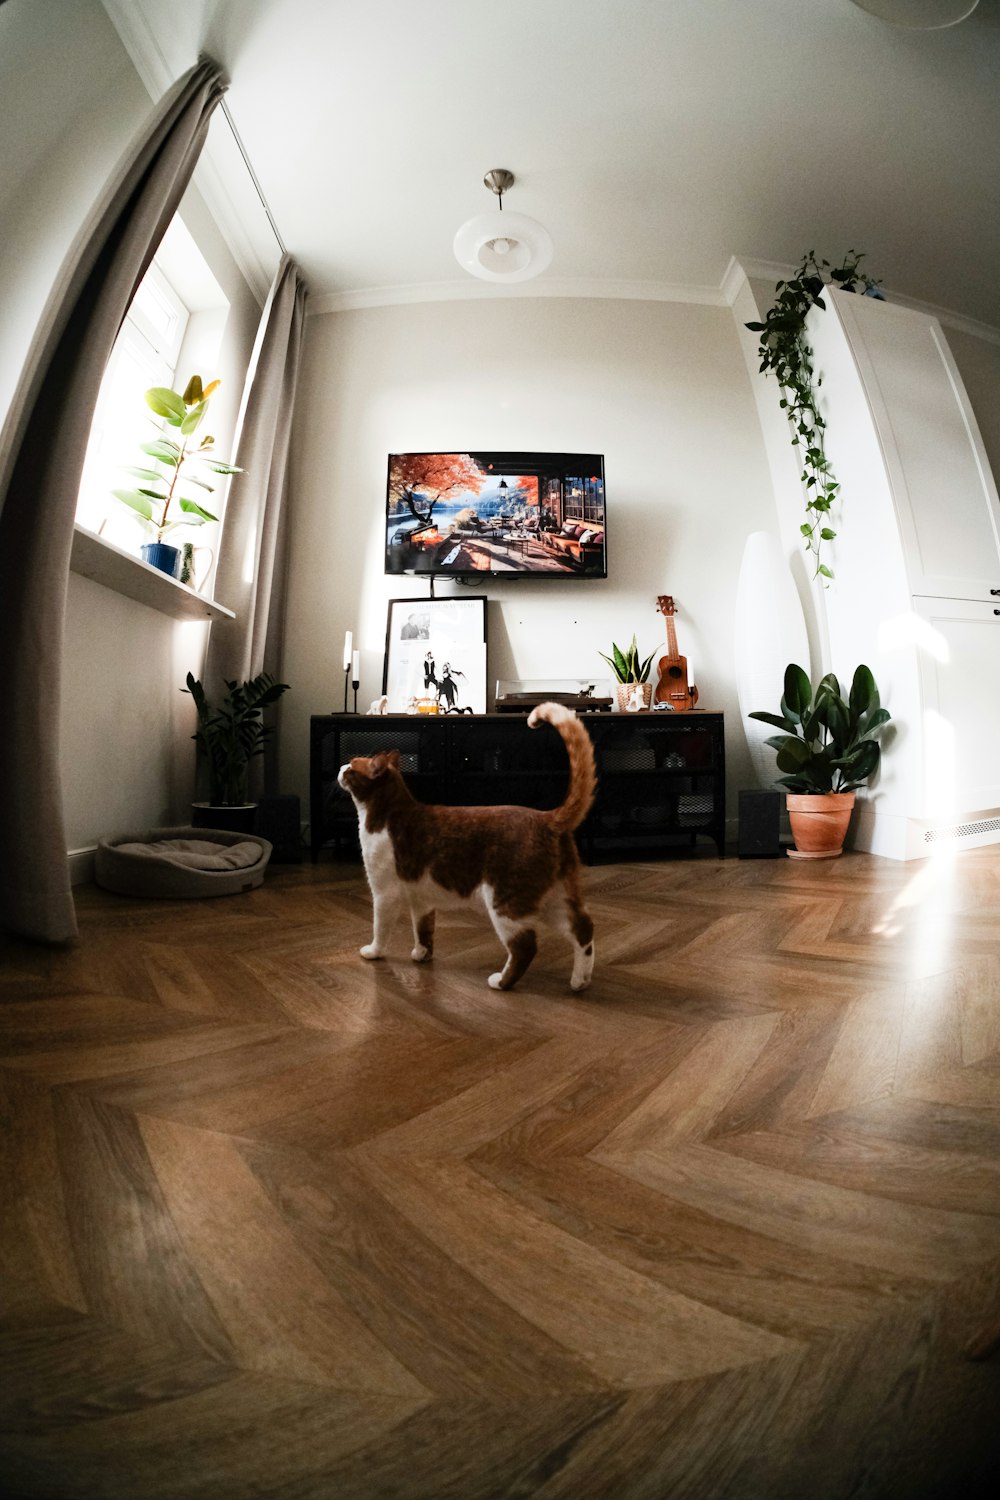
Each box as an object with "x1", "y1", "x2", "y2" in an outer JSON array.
[{"x1": 385, "y1": 451, "x2": 606, "y2": 578}]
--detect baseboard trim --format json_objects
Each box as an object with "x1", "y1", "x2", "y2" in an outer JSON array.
[
  {"x1": 68, "y1": 846, "x2": 97, "y2": 886},
  {"x1": 850, "y1": 803, "x2": 1000, "y2": 861}
]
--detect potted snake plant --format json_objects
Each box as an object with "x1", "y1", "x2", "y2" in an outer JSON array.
[
  {"x1": 599, "y1": 635, "x2": 656, "y2": 711},
  {"x1": 749, "y1": 662, "x2": 890, "y2": 859}
]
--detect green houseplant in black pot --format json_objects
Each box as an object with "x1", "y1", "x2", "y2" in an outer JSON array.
[
  {"x1": 749, "y1": 662, "x2": 890, "y2": 859},
  {"x1": 185, "y1": 671, "x2": 290, "y2": 833}
]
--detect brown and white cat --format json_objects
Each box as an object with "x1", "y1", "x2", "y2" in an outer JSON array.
[{"x1": 338, "y1": 701, "x2": 596, "y2": 991}]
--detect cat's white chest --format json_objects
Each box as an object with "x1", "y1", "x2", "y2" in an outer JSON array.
[{"x1": 358, "y1": 822, "x2": 397, "y2": 897}]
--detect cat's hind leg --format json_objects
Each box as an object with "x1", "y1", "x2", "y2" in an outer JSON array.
[
  {"x1": 547, "y1": 877, "x2": 595, "y2": 992},
  {"x1": 484, "y1": 895, "x2": 538, "y2": 990}
]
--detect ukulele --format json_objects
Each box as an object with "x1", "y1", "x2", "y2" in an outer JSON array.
[{"x1": 654, "y1": 595, "x2": 699, "y2": 710}]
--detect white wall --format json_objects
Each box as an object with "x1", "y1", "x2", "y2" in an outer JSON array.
[
  {"x1": 0, "y1": 0, "x2": 261, "y2": 861},
  {"x1": 283, "y1": 295, "x2": 780, "y2": 833}
]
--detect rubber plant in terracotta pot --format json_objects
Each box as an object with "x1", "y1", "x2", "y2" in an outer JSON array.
[
  {"x1": 184, "y1": 671, "x2": 290, "y2": 833},
  {"x1": 599, "y1": 635, "x2": 656, "y2": 711},
  {"x1": 749, "y1": 662, "x2": 890, "y2": 859}
]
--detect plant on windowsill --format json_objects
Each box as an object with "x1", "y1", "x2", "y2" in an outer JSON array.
[
  {"x1": 111, "y1": 374, "x2": 242, "y2": 580},
  {"x1": 745, "y1": 250, "x2": 882, "y2": 583},
  {"x1": 598, "y1": 635, "x2": 656, "y2": 711},
  {"x1": 184, "y1": 671, "x2": 290, "y2": 833},
  {"x1": 749, "y1": 662, "x2": 891, "y2": 859}
]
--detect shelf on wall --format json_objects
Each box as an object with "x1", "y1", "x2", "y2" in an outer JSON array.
[{"x1": 70, "y1": 525, "x2": 234, "y2": 623}]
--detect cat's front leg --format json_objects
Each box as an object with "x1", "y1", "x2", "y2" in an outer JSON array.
[
  {"x1": 409, "y1": 907, "x2": 436, "y2": 963},
  {"x1": 360, "y1": 892, "x2": 401, "y2": 960},
  {"x1": 358, "y1": 826, "x2": 401, "y2": 959}
]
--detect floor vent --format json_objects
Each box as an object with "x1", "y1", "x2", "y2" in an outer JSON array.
[{"x1": 924, "y1": 817, "x2": 1000, "y2": 844}]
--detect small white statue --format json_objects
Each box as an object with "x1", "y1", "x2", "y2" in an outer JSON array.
[
  {"x1": 367, "y1": 694, "x2": 389, "y2": 716},
  {"x1": 625, "y1": 683, "x2": 646, "y2": 712}
]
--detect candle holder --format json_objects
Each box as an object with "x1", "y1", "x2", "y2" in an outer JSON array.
[
  {"x1": 352, "y1": 677, "x2": 360, "y2": 714},
  {"x1": 342, "y1": 666, "x2": 350, "y2": 713}
]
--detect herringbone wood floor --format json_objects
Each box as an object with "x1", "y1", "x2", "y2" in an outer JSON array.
[{"x1": 2, "y1": 848, "x2": 1000, "y2": 1499}]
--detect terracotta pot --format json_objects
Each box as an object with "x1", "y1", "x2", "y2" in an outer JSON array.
[
  {"x1": 785, "y1": 792, "x2": 855, "y2": 860},
  {"x1": 615, "y1": 681, "x2": 652, "y2": 712}
]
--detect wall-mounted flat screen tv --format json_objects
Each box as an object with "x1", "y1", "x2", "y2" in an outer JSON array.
[{"x1": 385, "y1": 451, "x2": 607, "y2": 578}]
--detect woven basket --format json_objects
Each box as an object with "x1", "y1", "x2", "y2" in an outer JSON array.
[{"x1": 614, "y1": 681, "x2": 653, "y2": 712}]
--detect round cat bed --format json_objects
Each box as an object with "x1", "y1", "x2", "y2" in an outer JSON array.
[{"x1": 94, "y1": 825, "x2": 273, "y2": 900}]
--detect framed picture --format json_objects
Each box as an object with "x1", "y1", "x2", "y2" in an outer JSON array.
[{"x1": 383, "y1": 597, "x2": 487, "y2": 713}]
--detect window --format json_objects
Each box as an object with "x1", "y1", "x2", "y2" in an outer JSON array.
[
  {"x1": 76, "y1": 263, "x2": 189, "y2": 551},
  {"x1": 75, "y1": 213, "x2": 231, "y2": 560},
  {"x1": 563, "y1": 475, "x2": 605, "y2": 525}
]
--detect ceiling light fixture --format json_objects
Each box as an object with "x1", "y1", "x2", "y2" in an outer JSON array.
[
  {"x1": 453, "y1": 169, "x2": 553, "y2": 283},
  {"x1": 849, "y1": 0, "x2": 978, "y2": 27}
]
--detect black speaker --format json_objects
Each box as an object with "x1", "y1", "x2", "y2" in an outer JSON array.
[
  {"x1": 738, "y1": 790, "x2": 782, "y2": 858},
  {"x1": 254, "y1": 794, "x2": 303, "y2": 863}
]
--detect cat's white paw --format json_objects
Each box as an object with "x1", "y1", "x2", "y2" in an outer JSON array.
[
  {"x1": 488, "y1": 972, "x2": 505, "y2": 989},
  {"x1": 410, "y1": 944, "x2": 431, "y2": 963},
  {"x1": 360, "y1": 943, "x2": 384, "y2": 960},
  {"x1": 571, "y1": 944, "x2": 595, "y2": 992}
]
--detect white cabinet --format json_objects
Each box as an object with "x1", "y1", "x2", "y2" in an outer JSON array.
[
  {"x1": 829, "y1": 295, "x2": 1000, "y2": 601},
  {"x1": 804, "y1": 289, "x2": 1000, "y2": 859},
  {"x1": 912, "y1": 596, "x2": 1000, "y2": 822}
]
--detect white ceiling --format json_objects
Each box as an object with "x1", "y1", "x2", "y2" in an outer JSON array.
[{"x1": 103, "y1": 0, "x2": 1000, "y2": 327}]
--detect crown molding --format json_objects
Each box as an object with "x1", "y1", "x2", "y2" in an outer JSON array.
[
  {"x1": 312, "y1": 265, "x2": 1000, "y2": 341},
  {"x1": 724, "y1": 256, "x2": 789, "y2": 297},
  {"x1": 309, "y1": 276, "x2": 730, "y2": 317}
]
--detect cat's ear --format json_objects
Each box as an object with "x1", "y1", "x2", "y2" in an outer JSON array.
[{"x1": 362, "y1": 750, "x2": 399, "y2": 780}]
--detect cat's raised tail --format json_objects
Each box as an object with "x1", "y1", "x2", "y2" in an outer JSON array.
[{"x1": 527, "y1": 701, "x2": 597, "y2": 833}]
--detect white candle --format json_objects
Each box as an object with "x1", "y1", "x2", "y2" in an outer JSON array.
[
  {"x1": 352, "y1": 649, "x2": 360, "y2": 683},
  {"x1": 343, "y1": 630, "x2": 352, "y2": 671}
]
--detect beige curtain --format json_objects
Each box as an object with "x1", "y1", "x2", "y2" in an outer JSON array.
[
  {"x1": 0, "y1": 60, "x2": 226, "y2": 945},
  {"x1": 203, "y1": 253, "x2": 308, "y2": 793}
]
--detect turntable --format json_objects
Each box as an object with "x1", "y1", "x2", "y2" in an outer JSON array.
[{"x1": 494, "y1": 678, "x2": 613, "y2": 713}]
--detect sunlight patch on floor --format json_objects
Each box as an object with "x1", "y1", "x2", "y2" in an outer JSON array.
[{"x1": 870, "y1": 845, "x2": 958, "y2": 976}]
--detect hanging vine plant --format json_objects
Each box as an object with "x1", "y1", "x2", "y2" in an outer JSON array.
[{"x1": 746, "y1": 250, "x2": 882, "y2": 582}]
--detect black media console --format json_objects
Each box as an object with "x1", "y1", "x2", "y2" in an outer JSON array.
[{"x1": 310, "y1": 711, "x2": 725, "y2": 862}]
